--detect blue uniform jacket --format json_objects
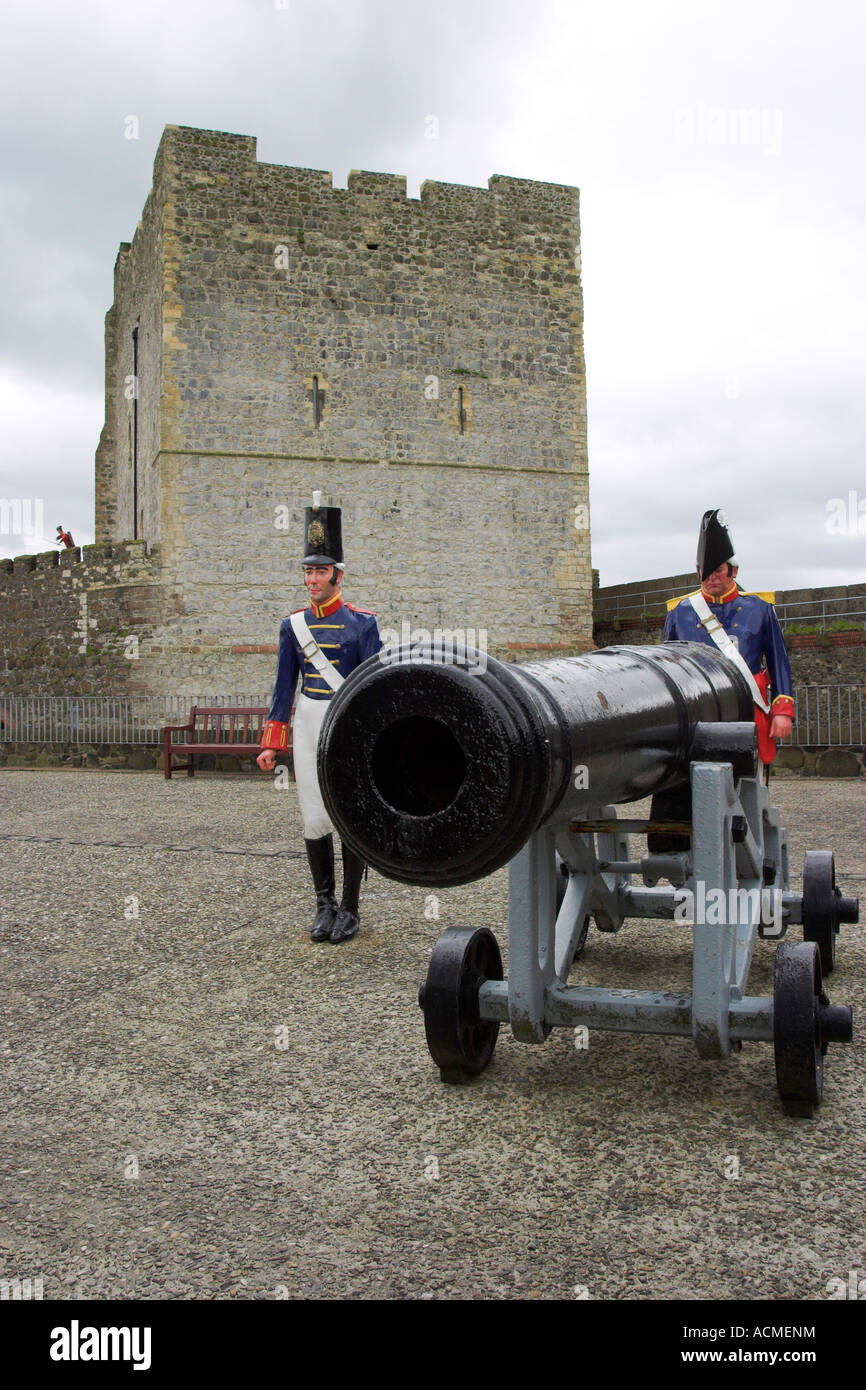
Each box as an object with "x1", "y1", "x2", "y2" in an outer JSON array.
[
  {"x1": 663, "y1": 585, "x2": 794, "y2": 716},
  {"x1": 261, "y1": 593, "x2": 382, "y2": 750}
]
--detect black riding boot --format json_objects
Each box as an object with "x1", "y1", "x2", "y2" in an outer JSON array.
[
  {"x1": 305, "y1": 835, "x2": 337, "y2": 942},
  {"x1": 330, "y1": 842, "x2": 365, "y2": 943}
]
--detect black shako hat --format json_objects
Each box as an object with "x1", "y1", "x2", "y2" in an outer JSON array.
[
  {"x1": 696, "y1": 508, "x2": 736, "y2": 580},
  {"x1": 302, "y1": 491, "x2": 344, "y2": 566}
]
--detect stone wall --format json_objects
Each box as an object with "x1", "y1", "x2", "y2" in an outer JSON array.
[
  {"x1": 784, "y1": 642, "x2": 866, "y2": 686},
  {"x1": 593, "y1": 571, "x2": 697, "y2": 626},
  {"x1": 0, "y1": 542, "x2": 166, "y2": 696},
  {"x1": 150, "y1": 455, "x2": 588, "y2": 694},
  {"x1": 91, "y1": 125, "x2": 592, "y2": 692},
  {"x1": 94, "y1": 155, "x2": 165, "y2": 544}
]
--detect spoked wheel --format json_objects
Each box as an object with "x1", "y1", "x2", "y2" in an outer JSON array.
[
  {"x1": 773, "y1": 940, "x2": 853, "y2": 1118},
  {"x1": 802, "y1": 850, "x2": 859, "y2": 975},
  {"x1": 418, "y1": 926, "x2": 503, "y2": 1083}
]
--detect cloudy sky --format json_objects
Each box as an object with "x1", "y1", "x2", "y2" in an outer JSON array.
[{"x1": 1, "y1": 0, "x2": 863, "y2": 591}]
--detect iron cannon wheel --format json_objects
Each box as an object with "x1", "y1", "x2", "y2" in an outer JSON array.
[
  {"x1": 418, "y1": 926, "x2": 503, "y2": 1083},
  {"x1": 773, "y1": 940, "x2": 825, "y2": 1118},
  {"x1": 802, "y1": 850, "x2": 839, "y2": 975}
]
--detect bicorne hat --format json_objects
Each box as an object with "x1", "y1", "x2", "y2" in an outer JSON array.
[
  {"x1": 696, "y1": 508, "x2": 736, "y2": 581},
  {"x1": 302, "y1": 491, "x2": 344, "y2": 566}
]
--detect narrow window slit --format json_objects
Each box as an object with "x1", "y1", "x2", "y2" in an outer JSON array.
[{"x1": 312, "y1": 375, "x2": 325, "y2": 427}]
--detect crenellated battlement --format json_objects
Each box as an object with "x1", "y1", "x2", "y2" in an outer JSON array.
[
  {"x1": 0, "y1": 539, "x2": 158, "y2": 583},
  {"x1": 152, "y1": 125, "x2": 579, "y2": 224}
]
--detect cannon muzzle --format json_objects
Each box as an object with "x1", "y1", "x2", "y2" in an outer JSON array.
[{"x1": 317, "y1": 641, "x2": 755, "y2": 887}]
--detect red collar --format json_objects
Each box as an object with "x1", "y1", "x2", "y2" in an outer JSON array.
[
  {"x1": 310, "y1": 593, "x2": 344, "y2": 619},
  {"x1": 701, "y1": 582, "x2": 739, "y2": 605}
]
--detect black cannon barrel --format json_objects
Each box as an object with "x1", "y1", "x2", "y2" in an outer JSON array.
[{"x1": 317, "y1": 640, "x2": 755, "y2": 888}]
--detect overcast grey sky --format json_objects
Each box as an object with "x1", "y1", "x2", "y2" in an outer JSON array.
[{"x1": 1, "y1": 0, "x2": 863, "y2": 590}]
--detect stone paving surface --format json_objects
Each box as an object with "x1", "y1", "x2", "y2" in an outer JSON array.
[{"x1": 1, "y1": 770, "x2": 864, "y2": 1301}]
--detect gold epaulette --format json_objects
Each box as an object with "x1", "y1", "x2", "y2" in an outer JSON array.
[{"x1": 666, "y1": 589, "x2": 701, "y2": 612}]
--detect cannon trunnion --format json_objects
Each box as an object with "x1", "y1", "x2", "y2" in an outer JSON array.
[{"x1": 318, "y1": 642, "x2": 858, "y2": 1117}]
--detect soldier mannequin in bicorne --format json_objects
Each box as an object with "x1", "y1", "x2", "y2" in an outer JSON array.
[
  {"x1": 663, "y1": 508, "x2": 794, "y2": 753},
  {"x1": 649, "y1": 508, "x2": 794, "y2": 848},
  {"x1": 257, "y1": 495, "x2": 382, "y2": 943}
]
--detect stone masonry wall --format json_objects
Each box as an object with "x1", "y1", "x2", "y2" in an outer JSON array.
[
  {"x1": 95, "y1": 160, "x2": 165, "y2": 545},
  {"x1": 0, "y1": 543, "x2": 166, "y2": 696},
  {"x1": 94, "y1": 125, "x2": 592, "y2": 688},
  {"x1": 150, "y1": 456, "x2": 585, "y2": 696}
]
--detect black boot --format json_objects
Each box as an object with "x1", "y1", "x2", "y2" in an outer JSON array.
[
  {"x1": 305, "y1": 835, "x2": 337, "y2": 942},
  {"x1": 330, "y1": 842, "x2": 365, "y2": 943}
]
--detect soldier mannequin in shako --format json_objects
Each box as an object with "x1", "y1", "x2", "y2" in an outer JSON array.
[
  {"x1": 257, "y1": 495, "x2": 382, "y2": 943},
  {"x1": 649, "y1": 508, "x2": 794, "y2": 849}
]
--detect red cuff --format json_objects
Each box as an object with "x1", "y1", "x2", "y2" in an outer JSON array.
[
  {"x1": 771, "y1": 695, "x2": 794, "y2": 718},
  {"x1": 261, "y1": 720, "x2": 289, "y2": 751}
]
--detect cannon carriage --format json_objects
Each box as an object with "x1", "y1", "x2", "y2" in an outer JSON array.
[{"x1": 318, "y1": 641, "x2": 858, "y2": 1117}]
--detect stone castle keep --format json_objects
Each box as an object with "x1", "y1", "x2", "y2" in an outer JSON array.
[{"x1": 1, "y1": 124, "x2": 592, "y2": 697}]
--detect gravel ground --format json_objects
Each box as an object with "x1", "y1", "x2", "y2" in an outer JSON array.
[{"x1": 1, "y1": 769, "x2": 863, "y2": 1302}]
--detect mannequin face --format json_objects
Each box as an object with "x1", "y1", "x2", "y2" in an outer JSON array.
[
  {"x1": 303, "y1": 564, "x2": 342, "y2": 605},
  {"x1": 701, "y1": 562, "x2": 738, "y2": 596}
]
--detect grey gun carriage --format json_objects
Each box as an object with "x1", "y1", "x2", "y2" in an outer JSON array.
[{"x1": 318, "y1": 641, "x2": 858, "y2": 1117}]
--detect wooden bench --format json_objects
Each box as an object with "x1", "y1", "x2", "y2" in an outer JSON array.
[{"x1": 162, "y1": 706, "x2": 288, "y2": 779}]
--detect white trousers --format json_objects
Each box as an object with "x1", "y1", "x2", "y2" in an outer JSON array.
[{"x1": 293, "y1": 693, "x2": 335, "y2": 839}]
